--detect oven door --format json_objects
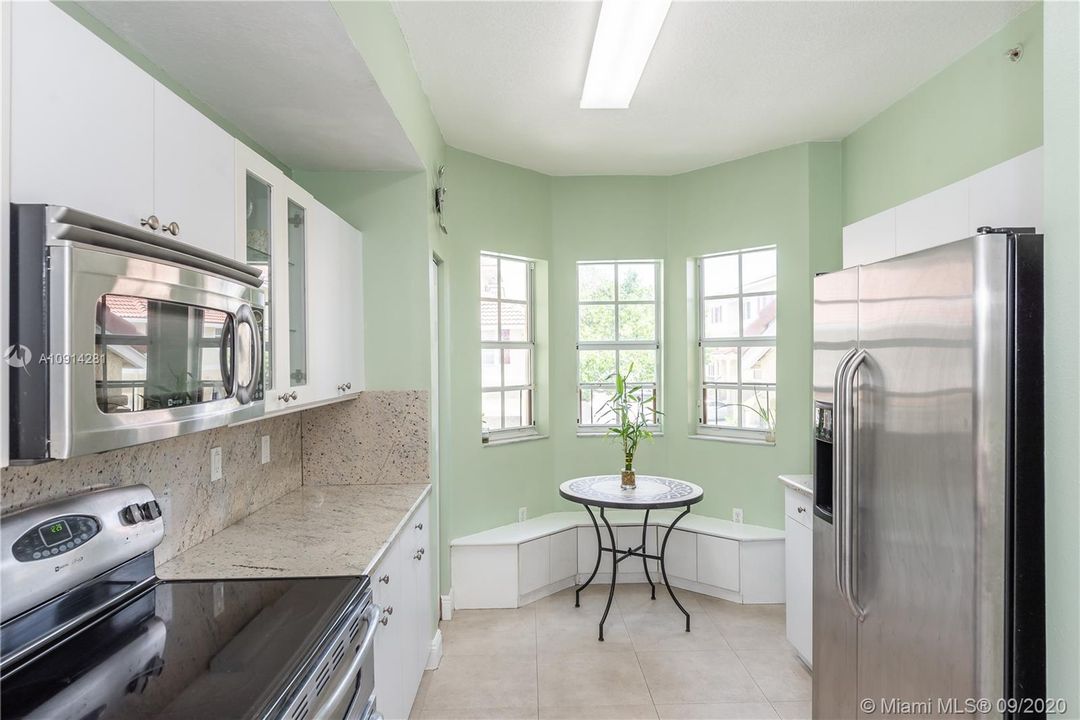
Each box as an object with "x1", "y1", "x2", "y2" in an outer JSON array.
[{"x1": 47, "y1": 242, "x2": 264, "y2": 459}]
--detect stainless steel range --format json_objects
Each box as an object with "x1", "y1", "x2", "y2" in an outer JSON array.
[{"x1": 0, "y1": 485, "x2": 381, "y2": 720}]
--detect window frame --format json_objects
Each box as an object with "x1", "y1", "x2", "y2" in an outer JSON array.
[
  {"x1": 696, "y1": 245, "x2": 777, "y2": 442},
  {"x1": 480, "y1": 252, "x2": 538, "y2": 443},
  {"x1": 575, "y1": 259, "x2": 663, "y2": 433}
]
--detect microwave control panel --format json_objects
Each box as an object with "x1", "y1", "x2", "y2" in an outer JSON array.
[{"x1": 11, "y1": 515, "x2": 100, "y2": 562}]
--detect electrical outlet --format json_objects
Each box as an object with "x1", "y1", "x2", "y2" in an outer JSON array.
[
  {"x1": 210, "y1": 447, "x2": 223, "y2": 483},
  {"x1": 213, "y1": 582, "x2": 225, "y2": 617},
  {"x1": 260, "y1": 435, "x2": 271, "y2": 464},
  {"x1": 518, "y1": 507, "x2": 527, "y2": 522},
  {"x1": 732, "y1": 508, "x2": 744, "y2": 523}
]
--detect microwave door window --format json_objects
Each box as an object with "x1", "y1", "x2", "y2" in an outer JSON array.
[{"x1": 96, "y1": 295, "x2": 232, "y2": 413}]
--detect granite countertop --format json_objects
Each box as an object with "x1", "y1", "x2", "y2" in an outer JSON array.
[
  {"x1": 156, "y1": 484, "x2": 431, "y2": 580},
  {"x1": 779, "y1": 473, "x2": 813, "y2": 497}
]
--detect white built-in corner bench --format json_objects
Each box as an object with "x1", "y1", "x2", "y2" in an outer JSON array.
[{"x1": 450, "y1": 510, "x2": 785, "y2": 609}]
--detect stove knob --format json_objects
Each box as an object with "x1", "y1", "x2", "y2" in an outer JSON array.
[
  {"x1": 140, "y1": 500, "x2": 163, "y2": 520},
  {"x1": 121, "y1": 504, "x2": 143, "y2": 525}
]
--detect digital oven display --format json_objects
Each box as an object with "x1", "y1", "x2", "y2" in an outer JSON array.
[{"x1": 39, "y1": 520, "x2": 73, "y2": 547}]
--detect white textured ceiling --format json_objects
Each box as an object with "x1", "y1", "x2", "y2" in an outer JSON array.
[
  {"x1": 393, "y1": 0, "x2": 1033, "y2": 176},
  {"x1": 80, "y1": 1, "x2": 422, "y2": 172}
]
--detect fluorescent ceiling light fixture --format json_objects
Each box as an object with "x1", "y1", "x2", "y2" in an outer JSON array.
[{"x1": 580, "y1": 0, "x2": 672, "y2": 109}]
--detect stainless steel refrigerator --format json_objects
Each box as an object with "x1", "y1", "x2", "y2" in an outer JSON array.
[{"x1": 811, "y1": 229, "x2": 1045, "y2": 719}]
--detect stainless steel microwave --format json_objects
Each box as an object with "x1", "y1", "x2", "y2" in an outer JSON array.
[{"x1": 8, "y1": 205, "x2": 265, "y2": 462}]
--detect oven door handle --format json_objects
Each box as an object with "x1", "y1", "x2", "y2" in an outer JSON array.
[{"x1": 321, "y1": 602, "x2": 381, "y2": 720}]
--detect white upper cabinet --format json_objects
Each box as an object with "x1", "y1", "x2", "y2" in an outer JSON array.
[
  {"x1": 153, "y1": 85, "x2": 235, "y2": 258},
  {"x1": 337, "y1": 213, "x2": 365, "y2": 393},
  {"x1": 308, "y1": 202, "x2": 365, "y2": 403},
  {"x1": 10, "y1": 2, "x2": 154, "y2": 228}
]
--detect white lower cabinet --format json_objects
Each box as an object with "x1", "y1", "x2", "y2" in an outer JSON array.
[
  {"x1": 518, "y1": 536, "x2": 550, "y2": 596},
  {"x1": 696, "y1": 535, "x2": 740, "y2": 592},
  {"x1": 548, "y1": 529, "x2": 577, "y2": 583},
  {"x1": 784, "y1": 488, "x2": 813, "y2": 666},
  {"x1": 372, "y1": 498, "x2": 433, "y2": 720},
  {"x1": 660, "y1": 528, "x2": 696, "y2": 581}
]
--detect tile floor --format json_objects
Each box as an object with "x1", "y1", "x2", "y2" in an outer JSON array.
[{"x1": 409, "y1": 584, "x2": 811, "y2": 720}]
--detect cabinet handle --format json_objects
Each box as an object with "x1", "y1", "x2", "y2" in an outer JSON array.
[
  {"x1": 415, "y1": 522, "x2": 424, "y2": 530},
  {"x1": 163, "y1": 221, "x2": 180, "y2": 236},
  {"x1": 797, "y1": 506, "x2": 807, "y2": 514},
  {"x1": 414, "y1": 548, "x2": 425, "y2": 560},
  {"x1": 278, "y1": 392, "x2": 292, "y2": 403},
  {"x1": 140, "y1": 215, "x2": 160, "y2": 231},
  {"x1": 289, "y1": 391, "x2": 298, "y2": 401},
  {"x1": 379, "y1": 574, "x2": 390, "y2": 584}
]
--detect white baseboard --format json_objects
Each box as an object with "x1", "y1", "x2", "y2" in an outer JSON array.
[
  {"x1": 425, "y1": 628, "x2": 443, "y2": 670},
  {"x1": 440, "y1": 591, "x2": 453, "y2": 621}
]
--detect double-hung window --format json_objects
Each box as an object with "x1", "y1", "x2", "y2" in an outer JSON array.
[
  {"x1": 698, "y1": 246, "x2": 777, "y2": 439},
  {"x1": 480, "y1": 253, "x2": 535, "y2": 439},
  {"x1": 577, "y1": 261, "x2": 661, "y2": 429}
]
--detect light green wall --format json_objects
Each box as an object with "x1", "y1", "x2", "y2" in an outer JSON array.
[
  {"x1": 436, "y1": 144, "x2": 841, "y2": 561},
  {"x1": 1042, "y1": 0, "x2": 1079, "y2": 710},
  {"x1": 841, "y1": 4, "x2": 1043, "y2": 224},
  {"x1": 435, "y1": 148, "x2": 555, "y2": 588}
]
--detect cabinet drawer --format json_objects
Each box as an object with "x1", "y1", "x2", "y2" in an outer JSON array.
[{"x1": 785, "y1": 488, "x2": 812, "y2": 529}]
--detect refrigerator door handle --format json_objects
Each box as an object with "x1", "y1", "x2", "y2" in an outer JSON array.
[
  {"x1": 843, "y1": 349, "x2": 869, "y2": 621},
  {"x1": 832, "y1": 347, "x2": 859, "y2": 601}
]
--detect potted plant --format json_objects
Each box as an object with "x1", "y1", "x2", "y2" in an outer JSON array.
[
  {"x1": 724, "y1": 391, "x2": 777, "y2": 443},
  {"x1": 599, "y1": 363, "x2": 662, "y2": 489}
]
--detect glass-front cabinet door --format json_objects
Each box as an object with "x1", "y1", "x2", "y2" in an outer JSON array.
[
  {"x1": 286, "y1": 198, "x2": 308, "y2": 390},
  {"x1": 245, "y1": 172, "x2": 273, "y2": 393}
]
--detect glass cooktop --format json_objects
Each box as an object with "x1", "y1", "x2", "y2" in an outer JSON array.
[{"x1": 1, "y1": 574, "x2": 363, "y2": 720}]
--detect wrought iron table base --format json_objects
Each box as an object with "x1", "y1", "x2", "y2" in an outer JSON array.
[{"x1": 574, "y1": 504, "x2": 694, "y2": 641}]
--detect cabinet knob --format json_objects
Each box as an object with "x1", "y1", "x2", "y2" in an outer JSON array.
[
  {"x1": 379, "y1": 574, "x2": 390, "y2": 584},
  {"x1": 380, "y1": 609, "x2": 391, "y2": 626},
  {"x1": 345, "y1": 382, "x2": 352, "y2": 390},
  {"x1": 797, "y1": 506, "x2": 807, "y2": 513},
  {"x1": 278, "y1": 392, "x2": 291, "y2": 403},
  {"x1": 164, "y1": 221, "x2": 180, "y2": 236},
  {"x1": 414, "y1": 548, "x2": 425, "y2": 560},
  {"x1": 140, "y1": 215, "x2": 160, "y2": 231},
  {"x1": 415, "y1": 522, "x2": 423, "y2": 530},
  {"x1": 289, "y1": 391, "x2": 298, "y2": 401}
]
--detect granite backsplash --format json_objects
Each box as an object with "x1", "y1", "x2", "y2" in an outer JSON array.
[
  {"x1": 301, "y1": 390, "x2": 429, "y2": 485},
  {"x1": 0, "y1": 391, "x2": 429, "y2": 564},
  {"x1": 0, "y1": 414, "x2": 303, "y2": 564}
]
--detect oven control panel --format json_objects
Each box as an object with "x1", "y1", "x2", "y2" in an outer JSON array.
[
  {"x1": 1, "y1": 484, "x2": 164, "y2": 623},
  {"x1": 11, "y1": 515, "x2": 101, "y2": 562}
]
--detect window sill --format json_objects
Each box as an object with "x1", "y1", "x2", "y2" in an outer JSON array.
[
  {"x1": 689, "y1": 433, "x2": 775, "y2": 446},
  {"x1": 482, "y1": 432, "x2": 549, "y2": 447},
  {"x1": 576, "y1": 429, "x2": 665, "y2": 438}
]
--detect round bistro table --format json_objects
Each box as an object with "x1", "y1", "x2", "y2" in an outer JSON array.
[{"x1": 559, "y1": 475, "x2": 704, "y2": 641}]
